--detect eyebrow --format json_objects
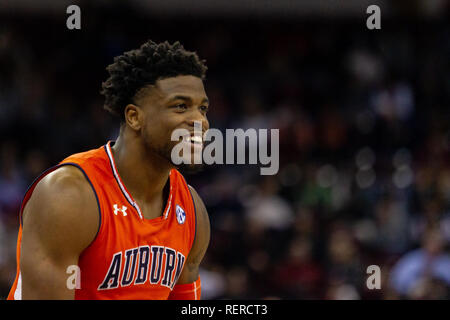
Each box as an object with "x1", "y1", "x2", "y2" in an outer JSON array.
[{"x1": 168, "y1": 95, "x2": 209, "y2": 105}]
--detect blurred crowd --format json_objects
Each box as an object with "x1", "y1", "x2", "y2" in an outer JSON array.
[{"x1": 0, "y1": 4, "x2": 449, "y2": 299}]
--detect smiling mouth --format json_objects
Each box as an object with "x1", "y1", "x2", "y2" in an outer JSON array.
[{"x1": 183, "y1": 135, "x2": 203, "y2": 145}]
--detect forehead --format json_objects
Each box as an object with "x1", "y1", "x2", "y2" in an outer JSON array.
[{"x1": 155, "y1": 75, "x2": 206, "y2": 98}]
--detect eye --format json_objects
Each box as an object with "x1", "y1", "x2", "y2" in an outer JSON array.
[
  {"x1": 200, "y1": 105, "x2": 209, "y2": 113},
  {"x1": 174, "y1": 103, "x2": 188, "y2": 111}
]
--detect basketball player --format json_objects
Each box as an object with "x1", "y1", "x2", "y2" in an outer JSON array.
[{"x1": 8, "y1": 40, "x2": 210, "y2": 299}]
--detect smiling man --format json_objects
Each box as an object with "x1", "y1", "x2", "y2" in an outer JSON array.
[{"x1": 8, "y1": 40, "x2": 211, "y2": 300}]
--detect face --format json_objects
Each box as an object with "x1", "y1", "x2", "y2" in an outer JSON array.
[{"x1": 128, "y1": 75, "x2": 210, "y2": 172}]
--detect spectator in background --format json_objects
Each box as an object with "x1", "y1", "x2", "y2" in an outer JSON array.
[
  {"x1": 389, "y1": 227, "x2": 450, "y2": 299},
  {"x1": 0, "y1": 142, "x2": 26, "y2": 214},
  {"x1": 273, "y1": 235, "x2": 323, "y2": 299},
  {"x1": 244, "y1": 176, "x2": 294, "y2": 231},
  {"x1": 324, "y1": 223, "x2": 365, "y2": 300}
]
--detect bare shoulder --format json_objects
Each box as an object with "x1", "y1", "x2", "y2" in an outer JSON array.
[
  {"x1": 172, "y1": 184, "x2": 210, "y2": 284},
  {"x1": 187, "y1": 185, "x2": 210, "y2": 264},
  {"x1": 22, "y1": 165, "x2": 100, "y2": 256},
  {"x1": 20, "y1": 165, "x2": 100, "y2": 299}
]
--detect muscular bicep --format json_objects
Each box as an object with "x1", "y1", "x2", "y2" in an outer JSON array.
[
  {"x1": 20, "y1": 166, "x2": 99, "y2": 299},
  {"x1": 175, "y1": 186, "x2": 210, "y2": 285}
]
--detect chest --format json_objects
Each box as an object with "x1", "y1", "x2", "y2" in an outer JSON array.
[{"x1": 77, "y1": 197, "x2": 194, "y2": 297}]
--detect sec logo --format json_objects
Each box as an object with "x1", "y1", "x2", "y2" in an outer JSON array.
[{"x1": 176, "y1": 205, "x2": 186, "y2": 224}]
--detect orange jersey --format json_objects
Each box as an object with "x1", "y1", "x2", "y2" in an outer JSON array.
[{"x1": 8, "y1": 141, "x2": 197, "y2": 300}]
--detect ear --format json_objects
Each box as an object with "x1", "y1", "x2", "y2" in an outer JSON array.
[{"x1": 124, "y1": 104, "x2": 143, "y2": 131}]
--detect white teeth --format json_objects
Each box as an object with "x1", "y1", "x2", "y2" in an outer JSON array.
[{"x1": 184, "y1": 136, "x2": 202, "y2": 144}]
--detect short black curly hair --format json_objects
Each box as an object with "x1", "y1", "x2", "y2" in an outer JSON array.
[{"x1": 101, "y1": 40, "x2": 207, "y2": 120}]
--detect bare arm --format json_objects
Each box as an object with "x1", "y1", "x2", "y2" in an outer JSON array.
[
  {"x1": 173, "y1": 185, "x2": 210, "y2": 285},
  {"x1": 20, "y1": 165, "x2": 99, "y2": 299}
]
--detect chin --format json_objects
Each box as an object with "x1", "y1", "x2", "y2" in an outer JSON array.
[{"x1": 175, "y1": 163, "x2": 205, "y2": 175}]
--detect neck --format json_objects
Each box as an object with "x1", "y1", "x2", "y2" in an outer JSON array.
[{"x1": 111, "y1": 128, "x2": 172, "y2": 204}]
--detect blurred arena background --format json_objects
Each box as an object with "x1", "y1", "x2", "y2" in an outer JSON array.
[{"x1": 1, "y1": 0, "x2": 450, "y2": 300}]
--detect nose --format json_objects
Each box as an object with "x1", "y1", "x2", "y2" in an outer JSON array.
[{"x1": 187, "y1": 114, "x2": 209, "y2": 132}]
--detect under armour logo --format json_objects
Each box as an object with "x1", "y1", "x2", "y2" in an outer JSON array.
[{"x1": 113, "y1": 204, "x2": 128, "y2": 216}]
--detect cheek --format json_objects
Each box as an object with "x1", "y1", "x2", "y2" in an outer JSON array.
[
  {"x1": 143, "y1": 117, "x2": 179, "y2": 146},
  {"x1": 142, "y1": 118, "x2": 163, "y2": 144}
]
